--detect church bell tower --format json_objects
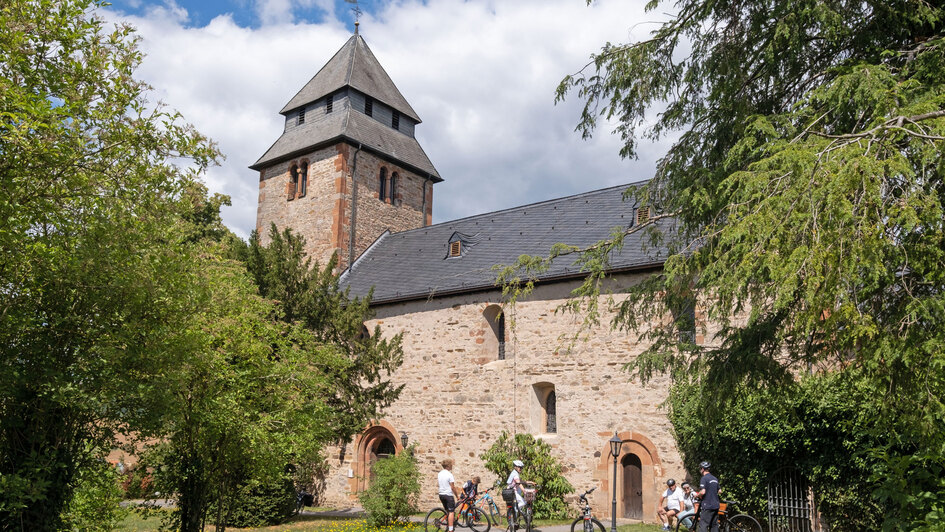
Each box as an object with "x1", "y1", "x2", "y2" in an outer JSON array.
[{"x1": 251, "y1": 30, "x2": 441, "y2": 270}]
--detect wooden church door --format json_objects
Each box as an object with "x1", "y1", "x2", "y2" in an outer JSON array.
[{"x1": 621, "y1": 454, "x2": 643, "y2": 519}]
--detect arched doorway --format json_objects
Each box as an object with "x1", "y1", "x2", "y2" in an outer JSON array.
[
  {"x1": 622, "y1": 454, "x2": 643, "y2": 519},
  {"x1": 369, "y1": 437, "x2": 397, "y2": 484},
  {"x1": 592, "y1": 431, "x2": 662, "y2": 522},
  {"x1": 351, "y1": 422, "x2": 405, "y2": 495}
]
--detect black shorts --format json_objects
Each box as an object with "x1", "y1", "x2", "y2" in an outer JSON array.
[{"x1": 440, "y1": 495, "x2": 456, "y2": 512}]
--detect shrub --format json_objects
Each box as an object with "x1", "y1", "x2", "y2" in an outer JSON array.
[
  {"x1": 359, "y1": 448, "x2": 421, "y2": 526},
  {"x1": 481, "y1": 432, "x2": 573, "y2": 519},
  {"x1": 669, "y1": 371, "x2": 886, "y2": 531},
  {"x1": 213, "y1": 473, "x2": 296, "y2": 528},
  {"x1": 120, "y1": 464, "x2": 153, "y2": 499},
  {"x1": 60, "y1": 459, "x2": 128, "y2": 532}
]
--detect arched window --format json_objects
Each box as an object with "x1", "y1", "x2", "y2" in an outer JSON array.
[
  {"x1": 287, "y1": 164, "x2": 299, "y2": 200},
  {"x1": 389, "y1": 172, "x2": 398, "y2": 203},
  {"x1": 483, "y1": 305, "x2": 505, "y2": 360},
  {"x1": 378, "y1": 168, "x2": 387, "y2": 200},
  {"x1": 531, "y1": 383, "x2": 556, "y2": 434},
  {"x1": 298, "y1": 162, "x2": 308, "y2": 198}
]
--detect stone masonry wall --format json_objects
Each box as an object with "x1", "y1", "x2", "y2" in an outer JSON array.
[
  {"x1": 348, "y1": 147, "x2": 430, "y2": 261},
  {"x1": 257, "y1": 144, "x2": 431, "y2": 270},
  {"x1": 317, "y1": 274, "x2": 719, "y2": 524},
  {"x1": 256, "y1": 145, "x2": 345, "y2": 268}
]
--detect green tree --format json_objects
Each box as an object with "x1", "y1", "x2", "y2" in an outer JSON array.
[
  {"x1": 481, "y1": 432, "x2": 573, "y2": 519},
  {"x1": 234, "y1": 224, "x2": 405, "y2": 442},
  {"x1": 554, "y1": 1, "x2": 945, "y2": 529},
  {"x1": 144, "y1": 248, "x2": 339, "y2": 532},
  {"x1": 146, "y1": 226, "x2": 405, "y2": 532},
  {"x1": 0, "y1": 0, "x2": 218, "y2": 529}
]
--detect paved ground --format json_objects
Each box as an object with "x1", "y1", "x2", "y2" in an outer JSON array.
[{"x1": 306, "y1": 508, "x2": 648, "y2": 532}]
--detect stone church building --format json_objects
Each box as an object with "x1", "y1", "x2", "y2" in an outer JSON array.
[{"x1": 251, "y1": 30, "x2": 696, "y2": 524}]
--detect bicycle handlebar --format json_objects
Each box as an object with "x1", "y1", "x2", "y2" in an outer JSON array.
[{"x1": 578, "y1": 487, "x2": 596, "y2": 502}]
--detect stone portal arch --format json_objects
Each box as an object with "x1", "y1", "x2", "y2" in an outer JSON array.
[
  {"x1": 593, "y1": 431, "x2": 662, "y2": 522},
  {"x1": 349, "y1": 420, "x2": 406, "y2": 495}
]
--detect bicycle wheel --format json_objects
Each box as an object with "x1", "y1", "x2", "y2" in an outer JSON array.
[
  {"x1": 726, "y1": 514, "x2": 762, "y2": 532},
  {"x1": 571, "y1": 517, "x2": 605, "y2": 532},
  {"x1": 426, "y1": 508, "x2": 448, "y2": 532},
  {"x1": 506, "y1": 507, "x2": 516, "y2": 532},
  {"x1": 466, "y1": 506, "x2": 492, "y2": 532},
  {"x1": 491, "y1": 501, "x2": 505, "y2": 526},
  {"x1": 523, "y1": 506, "x2": 533, "y2": 532},
  {"x1": 676, "y1": 510, "x2": 700, "y2": 532}
]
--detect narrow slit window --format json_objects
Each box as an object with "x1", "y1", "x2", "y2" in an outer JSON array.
[
  {"x1": 298, "y1": 107, "x2": 305, "y2": 125},
  {"x1": 326, "y1": 94, "x2": 333, "y2": 114},
  {"x1": 392, "y1": 110, "x2": 400, "y2": 130},
  {"x1": 389, "y1": 172, "x2": 398, "y2": 203},
  {"x1": 298, "y1": 162, "x2": 308, "y2": 198},
  {"x1": 545, "y1": 391, "x2": 556, "y2": 433},
  {"x1": 365, "y1": 97, "x2": 373, "y2": 117},
  {"x1": 287, "y1": 165, "x2": 299, "y2": 200},
  {"x1": 449, "y1": 241, "x2": 461, "y2": 257},
  {"x1": 378, "y1": 168, "x2": 387, "y2": 200},
  {"x1": 497, "y1": 312, "x2": 505, "y2": 360}
]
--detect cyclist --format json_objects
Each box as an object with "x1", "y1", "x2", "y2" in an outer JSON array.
[
  {"x1": 677, "y1": 481, "x2": 698, "y2": 529},
  {"x1": 506, "y1": 460, "x2": 535, "y2": 513},
  {"x1": 439, "y1": 458, "x2": 462, "y2": 532},
  {"x1": 695, "y1": 461, "x2": 720, "y2": 532},
  {"x1": 657, "y1": 478, "x2": 683, "y2": 530},
  {"x1": 463, "y1": 476, "x2": 481, "y2": 500}
]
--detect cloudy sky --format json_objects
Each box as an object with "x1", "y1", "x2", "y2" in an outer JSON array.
[{"x1": 105, "y1": 0, "x2": 671, "y2": 239}]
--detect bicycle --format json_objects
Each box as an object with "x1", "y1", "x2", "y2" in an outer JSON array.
[
  {"x1": 501, "y1": 484, "x2": 539, "y2": 532},
  {"x1": 674, "y1": 499, "x2": 762, "y2": 532},
  {"x1": 426, "y1": 494, "x2": 491, "y2": 532},
  {"x1": 475, "y1": 487, "x2": 505, "y2": 526},
  {"x1": 570, "y1": 488, "x2": 605, "y2": 532}
]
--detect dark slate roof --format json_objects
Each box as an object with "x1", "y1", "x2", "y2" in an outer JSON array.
[
  {"x1": 340, "y1": 182, "x2": 670, "y2": 304},
  {"x1": 249, "y1": 107, "x2": 441, "y2": 179},
  {"x1": 280, "y1": 34, "x2": 421, "y2": 122}
]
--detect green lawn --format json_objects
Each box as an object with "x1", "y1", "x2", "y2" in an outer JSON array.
[{"x1": 115, "y1": 509, "x2": 665, "y2": 532}]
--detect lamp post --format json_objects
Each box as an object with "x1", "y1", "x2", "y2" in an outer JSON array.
[
  {"x1": 609, "y1": 433, "x2": 623, "y2": 532},
  {"x1": 401, "y1": 432, "x2": 409, "y2": 452}
]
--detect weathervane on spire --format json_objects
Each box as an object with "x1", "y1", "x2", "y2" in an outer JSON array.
[{"x1": 344, "y1": 0, "x2": 362, "y2": 33}]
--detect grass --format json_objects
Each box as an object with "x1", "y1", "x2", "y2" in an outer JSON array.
[{"x1": 115, "y1": 509, "x2": 667, "y2": 532}]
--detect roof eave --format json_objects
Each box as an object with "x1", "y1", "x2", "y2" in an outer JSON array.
[{"x1": 250, "y1": 135, "x2": 442, "y2": 181}]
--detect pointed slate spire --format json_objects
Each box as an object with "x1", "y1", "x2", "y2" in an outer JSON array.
[{"x1": 280, "y1": 34, "x2": 421, "y2": 122}]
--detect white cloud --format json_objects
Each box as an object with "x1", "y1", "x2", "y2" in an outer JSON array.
[{"x1": 105, "y1": 0, "x2": 673, "y2": 240}]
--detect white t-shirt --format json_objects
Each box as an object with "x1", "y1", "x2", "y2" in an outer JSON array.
[
  {"x1": 438, "y1": 469, "x2": 456, "y2": 496},
  {"x1": 506, "y1": 469, "x2": 520, "y2": 489},
  {"x1": 663, "y1": 487, "x2": 684, "y2": 510},
  {"x1": 682, "y1": 491, "x2": 695, "y2": 512}
]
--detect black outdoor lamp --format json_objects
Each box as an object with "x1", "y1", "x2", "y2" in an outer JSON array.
[
  {"x1": 401, "y1": 432, "x2": 409, "y2": 450},
  {"x1": 609, "y1": 432, "x2": 624, "y2": 532}
]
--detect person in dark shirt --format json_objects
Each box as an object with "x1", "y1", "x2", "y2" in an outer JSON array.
[
  {"x1": 463, "y1": 476, "x2": 481, "y2": 500},
  {"x1": 696, "y1": 461, "x2": 720, "y2": 532}
]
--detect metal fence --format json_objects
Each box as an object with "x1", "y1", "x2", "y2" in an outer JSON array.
[{"x1": 767, "y1": 467, "x2": 815, "y2": 532}]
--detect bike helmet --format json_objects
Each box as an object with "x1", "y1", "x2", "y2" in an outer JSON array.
[
  {"x1": 666, "y1": 479, "x2": 676, "y2": 486},
  {"x1": 513, "y1": 460, "x2": 524, "y2": 467},
  {"x1": 699, "y1": 461, "x2": 711, "y2": 470}
]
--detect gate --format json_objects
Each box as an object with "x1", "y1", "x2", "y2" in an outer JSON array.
[{"x1": 767, "y1": 467, "x2": 815, "y2": 532}]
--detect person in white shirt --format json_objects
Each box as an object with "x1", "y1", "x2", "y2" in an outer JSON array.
[
  {"x1": 438, "y1": 458, "x2": 461, "y2": 532},
  {"x1": 657, "y1": 478, "x2": 684, "y2": 530},
  {"x1": 677, "y1": 481, "x2": 698, "y2": 529},
  {"x1": 506, "y1": 460, "x2": 535, "y2": 513}
]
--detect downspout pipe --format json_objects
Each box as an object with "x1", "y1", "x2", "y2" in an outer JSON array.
[{"x1": 347, "y1": 143, "x2": 362, "y2": 270}]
